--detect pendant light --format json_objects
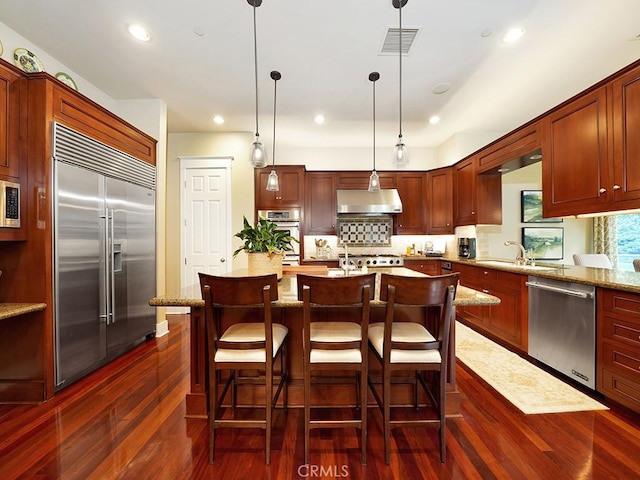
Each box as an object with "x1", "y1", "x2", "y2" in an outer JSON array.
[
  {"x1": 248, "y1": 0, "x2": 267, "y2": 168},
  {"x1": 392, "y1": 0, "x2": 409, "y2": 168},
  {"x1": 266, "y1": 71, "x2": 281, "y2": 191},
  {"x1": 368, "y1": 72, "x2": 381, "y2": 192}
]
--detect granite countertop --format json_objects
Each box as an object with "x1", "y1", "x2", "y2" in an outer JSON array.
[
  {"x1": 150, "y1": 266, "x2": 499, "y2": 308},
  {"x1": 449, "y1": 257, "x2": 640, "y2": 294},
  {"x1": 0, "y1": 303, "x2": 47, "y2": 321}
]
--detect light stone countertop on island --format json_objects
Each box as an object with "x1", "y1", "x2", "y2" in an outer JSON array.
[
  {"x1": 150, "y1": 267, "x2": 500, "y2": 308},
  {"x1": 0, "y1": 303, "x2": 47, "y2": 321}
]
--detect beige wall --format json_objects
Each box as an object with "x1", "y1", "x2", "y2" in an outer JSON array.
[{"x1": 166, "y1": 132, "x2": 254, "y2": 295}]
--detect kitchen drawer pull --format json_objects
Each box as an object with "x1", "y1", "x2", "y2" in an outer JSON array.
[
  {"x1": 613, "y1": 184, "x2": 621, "y2": 190},
  {"x1": 599, "y1": 187, "x2": 607, "y2": 193}
]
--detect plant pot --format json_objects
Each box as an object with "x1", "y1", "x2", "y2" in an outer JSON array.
[{"x1": 247, "y1": 252, "x2": 284, "y2": 280}]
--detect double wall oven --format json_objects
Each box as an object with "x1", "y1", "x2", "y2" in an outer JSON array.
[{"x1": 258, "y1": 208, "x2": 301, "y2": 265}]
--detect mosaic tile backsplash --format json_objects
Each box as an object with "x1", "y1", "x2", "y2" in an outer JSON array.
[{"x1": 338, "y1": 216, "x2": 392, "y2": 246}]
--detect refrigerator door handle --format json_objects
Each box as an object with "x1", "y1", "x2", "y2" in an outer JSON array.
[
  {"x1": 109, "y1": 209, "x2": 116, "y2": 324},
  {"x1": 100, "y1": 212, "x2": 110, "y2": 325}
]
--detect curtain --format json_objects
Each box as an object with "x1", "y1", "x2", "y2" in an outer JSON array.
[{"x1": 593, "y1": 216, "x2": 618, "y2": 267}]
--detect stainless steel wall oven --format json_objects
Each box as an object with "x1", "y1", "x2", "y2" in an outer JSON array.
[{"x1": 257, "y1": 208, "x2": 301, "y2": 265}]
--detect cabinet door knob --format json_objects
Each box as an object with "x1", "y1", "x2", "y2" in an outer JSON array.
[
  {"x1": 599, "y1": 187, "x2": 607, "y2": 193},
  {"x1": 482, "y1": 289, "x2": 490, "y2": 294},
  {"x1": 220, "y1": 258, "x2": 226, "y2": 263},
  {"x1": 613, "y1": 184, "x2": 621, "y2": 190}
]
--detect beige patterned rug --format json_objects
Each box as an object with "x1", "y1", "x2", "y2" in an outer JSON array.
[{"x1": 455, "y1": 322, "x2": 608, "y2": 414}]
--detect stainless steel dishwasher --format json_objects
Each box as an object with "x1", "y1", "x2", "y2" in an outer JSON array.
[{"x1": 526, "y1": 276, "x2": 596, "y2": 389}]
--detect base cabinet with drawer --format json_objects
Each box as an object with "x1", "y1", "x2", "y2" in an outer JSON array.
[
  {"x1": 403, "y1": 259, "x2": 440, "y2": 275},
  {"x1": 453, "y1": 263, "x2": 528, "y2": 352},
  {"x1": 597, "y1": 288, "x2": 640, "y2": 412}
]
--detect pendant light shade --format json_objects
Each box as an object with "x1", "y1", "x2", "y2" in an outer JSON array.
[
  {"x1": 368, "y1": 72, "x2": 381, "y2": 192},
  {"x1": 392, "y1": 0, "x2": 409, "y2": 168},
  {"x1": 248, "y1": 0, "x2": 267, "y2": 168},
  {"x1": 266, "y1": 70, "x2": 281, "y2": 192}
]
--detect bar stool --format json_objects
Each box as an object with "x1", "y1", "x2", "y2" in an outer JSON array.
[
  {"x1": 297, "y1": 273, "x2": 375, "y2": 465},
  {"x1": 198, "y1": 273, "x2": 288, "y2": 465},
  {"x1": 367, "y1": 273, "x2": 459, "y2": 464}
]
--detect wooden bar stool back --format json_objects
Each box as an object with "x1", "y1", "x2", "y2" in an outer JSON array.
[
  {"x1": 297, "y1": 273, "x2": 376, "y2": 465},
  {"x1": 368, "y1": 273, "x2": 459, "y2": 464},
  {"x1": 198, "y1": 273, "x2": 288, "y2": 465}
]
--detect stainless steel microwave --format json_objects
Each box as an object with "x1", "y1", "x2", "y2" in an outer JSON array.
[{"x1": 0, "y1": 180, "x2": 20, "y2": 228}]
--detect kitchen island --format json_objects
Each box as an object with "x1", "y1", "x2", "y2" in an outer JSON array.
[{"x1": 150, "y1": 267, "x2": 500, "y2": 418}]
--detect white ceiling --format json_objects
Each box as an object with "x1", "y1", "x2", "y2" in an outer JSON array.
[{"x1": 1, "y1": 0, "x2": 639, "y2": 150}]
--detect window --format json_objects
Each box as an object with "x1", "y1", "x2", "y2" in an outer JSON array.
[{"x1": 616, "y1": 214, "x2": 640, "y2": 271}]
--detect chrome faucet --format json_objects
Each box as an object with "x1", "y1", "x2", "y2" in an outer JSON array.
[{"x1": 504, "y1": 240, "x2": 528, "y2": 266}]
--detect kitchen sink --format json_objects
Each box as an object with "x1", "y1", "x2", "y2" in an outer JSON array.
[{"x1": 475, "y1": 260, "x2": 557, "y2": 271}]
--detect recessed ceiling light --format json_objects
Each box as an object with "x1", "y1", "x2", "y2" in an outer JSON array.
[
  {"x1": 429, "y1": 115, "x2": 440, "y2": 125},
  {"x1": 314, "y1": 114, "x2": 325, "y2": 125},
  {"x1": 194, "y1": 27, "x2": 206, "y2": 37},
  {"x1": 213, "y1": 115, "x2": 224, "y2": 124},
  {"x1": 502, "y1": 27, "x2": 525, "y2": 43},
  {"x1": 480, "y1": 28, "x2": 493, "y2": 38},
  {"x1": 128, "y1": 24, "x2": 150, "y2": 42},
  {"x1": 432, "y1": 83, "x2": 450, "y2": 95}
]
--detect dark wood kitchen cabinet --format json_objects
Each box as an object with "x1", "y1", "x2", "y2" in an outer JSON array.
[
  {"x1": 453, "y1": 263, "x2": 528, "y2": 352},
  {"x1": 610, "y1": 64, "x2": 640, "y2": 205},
  {"x1": 395, "y1": 172, "x2": 427, "y2": 234},
  {"x1": 403, "y1": 258, "x2": 440, "y2": 275},
  {"x1": 541, "y1": 86, "x2": 609, "y2": 217},
  {"x1": 542, "y1": 62, "x2": 640, "y2": 217},
  {"x1": 453, "y1": 156, "x2": 501, "y2": 227},
  {"x1": 426, "y1": 167, "x2": 453, "y2": 234},
  {"x1": 0, "y1": 60, "x2": 27, "y2": 241},
  {"x1": 597, "y1": 288, "x2": 640, "y2": 413},
  {"x1": 254, "y1": 165, "x2": 305, "y2": 209},
  {"x1": 477, "y1": 122, "x2": 541, "y2": 174},
  {"x1": 0, "y1": 61, "x2": 26, "y2": 181},
  {"x1": 305, "y1": 172, "x2": 337, "y2": 235},
  {"x1": 335, "y1": 171, "x2": 397, "y2": 189}
]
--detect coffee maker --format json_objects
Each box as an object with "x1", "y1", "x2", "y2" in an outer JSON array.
[{"x1": 458, "y1": 238, "x2": 476, "y2": 258}]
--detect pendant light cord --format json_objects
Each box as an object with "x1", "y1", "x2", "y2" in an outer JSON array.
[
  {"x1": 398, "y1": 2, "x2": 403, "y2": 140},
  {"x1": 253, "y1": 2, "x2": 260, "y2": 138},
  {"x1": 272, "y1": 73, "x2": 278, "y2": 167},
  {"x1": 372, "y1": 75, "x2": 376, "y2": 171}
]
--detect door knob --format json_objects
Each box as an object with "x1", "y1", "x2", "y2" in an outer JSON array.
[{"x1": 220, "y1": 258, "x2": 226, "y2": 263}]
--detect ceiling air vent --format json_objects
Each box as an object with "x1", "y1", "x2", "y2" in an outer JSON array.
[{"x1": 381, "y1": 27, "x2": 420, "y2": 55}]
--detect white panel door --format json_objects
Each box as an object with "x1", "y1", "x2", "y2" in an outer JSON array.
[{"x1": 181, "y1": 160, "x2": 231, "y2": 290}]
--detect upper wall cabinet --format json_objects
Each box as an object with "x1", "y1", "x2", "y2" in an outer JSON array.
[
  {"x1": 477, "y1": 122, "x2": 541, "y2": 174},
  {"x1": 611, "y1": 64, "x2": 640, "y2": 205},
  {"x1": 336, "y1": 171, "x2": 397, "y2": 190},
  {"x1": 426, "y1": 167, "x2": 453, "y2": 234},
  {"x1": 542, "y1": 63, "x2": 640, "y2": 217},
  {"x1": 254, "y1": 165, "x2": 305, "y2": 209},
  {"x1": 0, "y1": 62, "x2": 26, "y2": 180},
  {"x1": 305, "y1": 172, "x2": 337, "y2": 235},
  {"x1": 395, "y1": 172, "x2": 427, "y2": 234},
  {"x1": 453, "y1": 157, "x2": 502, "y2": 226},
  {"x1": 541, "y1": 86, "x2": 610, "y2": 217}
]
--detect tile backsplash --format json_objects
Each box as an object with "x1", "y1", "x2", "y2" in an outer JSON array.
[{"x1": 337, "y1": 216, "x2": 393, "y2": 246}]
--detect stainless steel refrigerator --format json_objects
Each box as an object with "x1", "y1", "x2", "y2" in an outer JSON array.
[{"x1": 52, "y1": 123, "x2": 156, "y2": 390}]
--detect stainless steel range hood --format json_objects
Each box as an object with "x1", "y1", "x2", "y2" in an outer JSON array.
[{"x1": 337, "y1": 189, "x2": 403, "y2": 214}]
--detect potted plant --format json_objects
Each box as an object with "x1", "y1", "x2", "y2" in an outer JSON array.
[{"x1": 233, "y1": 216, "x2": 298, "y2": 279}]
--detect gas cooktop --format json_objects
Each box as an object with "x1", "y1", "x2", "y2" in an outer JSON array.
[{"x1": 338, "y1": 254, "x2": 404, "y2": 267}]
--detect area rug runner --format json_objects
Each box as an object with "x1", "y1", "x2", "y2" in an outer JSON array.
[{"x1": 455, "y1": 321, "x2": 608, "y2": 414}]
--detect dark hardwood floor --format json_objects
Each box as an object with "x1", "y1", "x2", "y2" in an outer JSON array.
[{"x1": 1, "y1": 314, "x2": 639, "y2": 479}]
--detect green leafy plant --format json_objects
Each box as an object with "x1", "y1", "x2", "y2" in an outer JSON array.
[{"x1": 233, "y1": 216, "x2": 298, "y2": 257}]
